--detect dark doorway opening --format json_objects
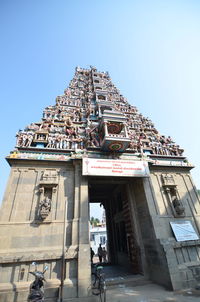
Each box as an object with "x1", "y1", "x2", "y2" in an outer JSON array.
[{"x1": 89, "y1": 177, "x2": 143, "y2": 278}]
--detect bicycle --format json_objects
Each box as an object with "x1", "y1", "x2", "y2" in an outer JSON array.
[{"x1": 92, "y1": 264, "x2": 106, "y2": 302}]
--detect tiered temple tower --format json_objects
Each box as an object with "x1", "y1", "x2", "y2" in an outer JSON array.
[{"x1": 0, "y1": 66, "x2": 200, "y2": 302}]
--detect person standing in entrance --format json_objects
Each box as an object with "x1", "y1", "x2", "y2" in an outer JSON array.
[
  {"x1": 90, "y1": 247, "x2": 95, "y2": 264},
  {"x1": 102, "y1": 247, "x2": 107, "y2": 263},
  {"x1": 98, "y1": 244, "x2": 103, "y2": 263}
]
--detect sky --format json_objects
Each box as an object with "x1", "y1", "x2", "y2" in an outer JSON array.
[{"x1": 0, "y1": 0, "x2": 200, "y2": 216}]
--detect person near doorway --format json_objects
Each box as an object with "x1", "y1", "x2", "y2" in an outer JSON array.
[
  {"x1": 98, "y1": 244, "x2": 103, "y2": 263},
  {"x1": 102, "y1": 247, "x2": 107, "y2": 263},
  {"x1": 90, "y1": 247, "x2": 95, "y2": 264}
]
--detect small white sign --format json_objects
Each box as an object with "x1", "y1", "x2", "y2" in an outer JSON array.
[
  {"x1": 82, "y1": 158, "x2": 149, "y2": 177},
  {"x1": 170, "y1": 221, "x2": 199, "y2": 242}
]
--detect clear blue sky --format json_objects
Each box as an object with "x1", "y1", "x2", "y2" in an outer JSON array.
[{"x1": 1, "y1": 0, "x2": 200, "y2": 205}]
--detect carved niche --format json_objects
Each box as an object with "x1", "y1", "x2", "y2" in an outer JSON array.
[
  {"x1": 161, "y1": 174, "x2": 185, "y2": 217},
  {"x1": 37, "y1": 170, "x2": 58, "y2": 222}
]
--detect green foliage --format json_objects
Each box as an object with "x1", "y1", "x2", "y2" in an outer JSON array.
[{"x1": 90, "y1": 216, "x2": 100, "y2": 226}]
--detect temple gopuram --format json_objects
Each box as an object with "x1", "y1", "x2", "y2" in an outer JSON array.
[{"x1": 0, "y1": 66, "x2": 200, "y2": 302}]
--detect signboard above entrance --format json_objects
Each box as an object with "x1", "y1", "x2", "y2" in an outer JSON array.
[
  {"x1": 170, "y1": 221, "x2": 199, "y2": 242},
  {"x1": 82, "y1": 158, "x2": 149, "y2": 177}
]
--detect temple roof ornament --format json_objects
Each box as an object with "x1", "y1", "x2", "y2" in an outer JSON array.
[{"x1": 14, "y1": 66, "x2": 184, "y2": 157}]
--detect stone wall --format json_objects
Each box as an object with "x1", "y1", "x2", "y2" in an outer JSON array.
[
  {"x1": 128, "y1": 178, "x2": 172, "y2": 288},
  {"x1": 148, "y1": 166, "x2": 200, "y2": 290},
  {"x1": 1, "y1": 157, "x2": 200, "y2": 301},
  {"x1": 0, "y1": 159, "x2": 92, "y2": 302}
]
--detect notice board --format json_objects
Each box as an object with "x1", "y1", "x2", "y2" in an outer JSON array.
[{"x1": 170, "y1": 221, "x2": 199, "y2": 242}]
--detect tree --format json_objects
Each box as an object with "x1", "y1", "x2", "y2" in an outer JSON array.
[{"x1": 90, "y1": 216, "x2": 100, "y2": 227}]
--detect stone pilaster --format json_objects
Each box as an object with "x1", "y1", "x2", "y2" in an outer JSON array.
[
  {"x1": 78, "y1": 175, "x2": 91, "y2": 298},
  {"x1": 72, "y1": 161, "x2": 81, "y2": 247}
]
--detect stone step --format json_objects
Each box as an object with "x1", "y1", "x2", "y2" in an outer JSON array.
[{"x1": 105, "y1": 275, "x2": 152, "y2": 288}]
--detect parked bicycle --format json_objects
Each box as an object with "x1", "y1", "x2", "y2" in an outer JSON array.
[
  {"x1": 92, "y1": 264, "x2": 106, "y2": 302},
  {"x1": 28, "y1": 262, "x2": 48, "y2": 302}
]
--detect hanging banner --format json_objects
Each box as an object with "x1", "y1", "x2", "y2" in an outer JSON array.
[
  {"x1": 82, "y1": 158, "x2": 149, "y2": 177},
  {"x1": 170, "y1": 221, "x2": 199, "y2": 242}
]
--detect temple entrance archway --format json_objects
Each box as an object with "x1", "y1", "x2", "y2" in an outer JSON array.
[{"x1": 89, "y1": 177, "x2": 147, "y2": 277}]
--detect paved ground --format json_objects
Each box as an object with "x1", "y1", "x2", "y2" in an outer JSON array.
[
  {"x1": 105, "y1": 283, "x2": 200, "y2": 302},
  {"x1": 91, "y1": 263, "x2": 200, "y2": 301}
]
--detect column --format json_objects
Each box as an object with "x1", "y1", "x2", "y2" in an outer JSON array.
[
  {"x1": 78, "y1": 175, "x2": 91, "y2": 298},
  {"x1": 72, "y1": 161, "x2": 80, "y2": 246}
]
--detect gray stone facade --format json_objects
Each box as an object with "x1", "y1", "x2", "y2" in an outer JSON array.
[
  {"x1": 0, "y1": 159, "x2": 93, "y2": 301},
  {"x1": 0, "y1": 67, "x2": 200, "y2": 301}
]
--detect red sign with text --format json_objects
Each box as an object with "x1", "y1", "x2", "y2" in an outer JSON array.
[{"x1": 82, "y1": 158, "x2": 149, "y2": 177}]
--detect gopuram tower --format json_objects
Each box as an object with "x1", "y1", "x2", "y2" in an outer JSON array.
[{"x1": 0, "y1": 66, "x2": 200, "y2": 302}]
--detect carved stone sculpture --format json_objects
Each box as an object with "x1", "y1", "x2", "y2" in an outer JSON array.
[
  {"x1": 39, "y1": 197, "x2": 51, "y2": 220},
  {"x1": 172, "y1": 195, "x2": 185, "y2": 216},
  {"x1": 14, "y1": 66, "x2": 185, "y2": 156}
]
